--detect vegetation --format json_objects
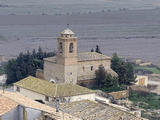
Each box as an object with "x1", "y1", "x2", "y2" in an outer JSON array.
[
  {"x1": 129, "y1": 91, "x2": 160, "y2": 110},
  {"x1": 111, "y1": 53, "x2": 135, "y2": 85},
  {"x1": 91, "y1": 45, "x2": 102, "y2": 54},
  {"x1": 95, "y1": 53, "x2": 135, "y2": 92},
  {"x1": 134, "y1": 66, "x2": 160, "y2": 74},
  {"x1": 0, "y1": 66, "x2": 5, "y2": 75},
  {"x1": 95, "y1": 63, "x2": 128, "y2": 92},
  {"x1": 5, "y1": 47, "x2": 56, "y2": 84}
]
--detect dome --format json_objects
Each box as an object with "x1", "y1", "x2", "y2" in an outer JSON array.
[{"x1": 61, "y1": 28, "x2": 74, "y2": 35}]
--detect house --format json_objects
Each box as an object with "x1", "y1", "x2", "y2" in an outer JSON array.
[
  {"x1": 14, "y1": 76, "x2": 96, "y2": 104},
  {"x1": 39, "y1": 28, "x2": 117, "y2": 86},
  {"x1": 135, "y1": 75, "x2": 148, "y2": 86}
]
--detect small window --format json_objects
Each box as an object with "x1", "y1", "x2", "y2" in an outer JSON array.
[
  {"x1": 69, "y1": 43, "x2": 73, "y2": 53},
  {"x1": 45, "y1": 96, "x2": 49, "y2": 101},
  {"x1": 59, "y1": 42, "x2": 63, "y2": 53},
  {"x1": 16, "y1": 87, "x2": 20, "y2": 92},
  {"x1": 82, "y1": 66, "x2": 85, "y2": 72},
  {"x1": 91, "y1": 66, "x2": 94, "y2": 71}
]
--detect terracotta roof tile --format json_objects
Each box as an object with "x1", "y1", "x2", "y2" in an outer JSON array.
[
  {"x1": 78, "y1": 52, "x2": 111, "y2": 61},
  {"x1": 0, "y1": 95, "x2": 18, "y2": 116},
  {"x1": 0, "y1": 91, "x2": 81, "y2": 120}
]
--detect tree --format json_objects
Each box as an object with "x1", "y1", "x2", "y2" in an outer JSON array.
[
  {"x1": 91, "y1": 48, "x2": 94, "y2": 52},
  {"x1": 95, "y1": 65, "x2": 106, "y2": 87},
  {"x1": 5, "y1": 47, "x2": 56, "y2": 84},
  {"x1": 111, "y1": 53, "x2": 135, "y2": 85},
  {"x1": 104, "y1": 74, "x2": 118, "y2": 88},
  {"x1": 95, "y1": 45, "x2": 102, "y2": 54},
  {"x1": 95, "y1": 64, "x2": 119, "y2": 92}
]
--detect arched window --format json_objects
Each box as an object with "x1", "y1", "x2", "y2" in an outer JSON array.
[
  {"x1": 59, "y1": 42, "x2": 63, "y2": 53},
  {"x1": 69, "y1": 43, "x2": 73, "y2": 53}
]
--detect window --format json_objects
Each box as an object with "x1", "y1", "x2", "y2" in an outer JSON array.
[
  {"x1": 69, "y1": 43, "x2": 73, "y2": 53},
  {"x1": 45, "y1": 96, "x2": 49, "y2": 101},
  {"x1": 16, "y1": 87, "x2": 20, "y2": 92},
  {"x1": 82, "y1": 66, "x2": 85, "y2": 72},
  {"x1": 59, "y1": 42, "x2": 63, "y2": 53},
  {"x1": 91, "y1": 66, "x2": 94, "y2": 71}
]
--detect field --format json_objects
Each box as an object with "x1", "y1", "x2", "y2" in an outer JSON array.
[
  {"x1": 0, "y1": 0, "x2": 160, "y2": 65},
  {"x1": 135, "y1": 66, "x2": 160, "y2": 74}
]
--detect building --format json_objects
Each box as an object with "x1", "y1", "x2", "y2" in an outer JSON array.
[
  {"x1": 13, "y1": 76, "x2": 148, "y2": 120},
  {"x1": 42, "y1": 28, "x2": 117, "y2": 86},
  {"x1": 0, "y1": 90, "x2": 81, "y2": 120},
  {"x1": 135, "y1": 75, "x2": 148, "y2": 86},
  {"x1": 14, "y1": 76, "x2": 96, "y2": 104}
]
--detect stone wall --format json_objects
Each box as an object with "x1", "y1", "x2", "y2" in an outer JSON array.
[
  {"x1": 36, "y1": 69, "x2": 44, "y2": 80},
  {"x1": 64, "y1": 64, "x2": 77, "y2": 84},
  {"x1": 43, "y1": 60, "x2": 65, "y2": 83},
  {"x1": 108, "y1": 90, "x2": 129, "y2": 100},
  {"x1": 77, "y1": 59, "x2": 110, "y2": 81}
]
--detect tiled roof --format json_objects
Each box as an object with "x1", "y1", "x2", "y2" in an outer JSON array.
[
  {"x1": 14, "y1": 76, "x2": 94, "y2": 97},
  {"x1": 78, "y1": 52, "x2": 111, "y2": 61},
  {"x1": 44, "y1": 52, "x2": 111, "y2": 62},
  {"x1": 0, "y1": 95, "x2": 18, "y2": 116},
  {"x1": 60, "y1": 100, "x2": 145, "y2": 120},
  {"x1": 0, "y1": 91, "x2": 81, "y2": 120}
]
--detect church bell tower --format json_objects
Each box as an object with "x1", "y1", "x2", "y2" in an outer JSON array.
[{"x1": 56, "y1": 28, "x2": 78, "y2": 84}]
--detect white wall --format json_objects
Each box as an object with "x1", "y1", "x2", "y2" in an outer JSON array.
[
  {"x1": 135, "y1": 75, "x2": 148, "y2": 86},
  {"x1": 14, "y1": 86, "x2": 52, "y2": 103},
  {"x1": 66, "y1": 93, "x2": 95, "y2": 102},
  {"x1": 2, "y1": 106, "x2": 19, "y2": 120}
]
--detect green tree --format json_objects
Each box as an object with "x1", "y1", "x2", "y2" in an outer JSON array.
[
  {"x1": 95, "y1": 65, "x2": 106, "y2": 87},
  {"x1": 111, "y1": 53, "x2": 135, "y2": 85},
  {"x1": 5, "y1": 47, "x2": 56, "y2": 84},
  {"x1": 104, "y1": 74, "x2": 118, "y2": 88},
  {"x1": 91, "y1": 48, "x2": 94, "y2": 52},
  {"x1": 95, "y1": 45, "x2": 102, "y2": 54}
]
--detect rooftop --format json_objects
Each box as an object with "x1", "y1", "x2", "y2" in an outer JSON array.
[
  {"x1": 78, "y1": 52, "x2": 111, "y2": 61},
  {"x1": 60, "y1": 100, "x2": 144, "y2": 120},
  {"x1": 45, "y1": 52, "x2": 111, "y2": 63},
  {"x1": 14, "y1": 76, "x2": 94, "y2": 97},
  {"x1": 0, "y1": 95, "x2": 18, "y2": 116},
  {"x1": 0, "y1": 91, "x2": 81, "y2": 120}
]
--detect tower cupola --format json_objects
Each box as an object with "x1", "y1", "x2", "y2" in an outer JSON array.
[{"x1": 61, "y1": 28, "x2": 74, "y2": 38}]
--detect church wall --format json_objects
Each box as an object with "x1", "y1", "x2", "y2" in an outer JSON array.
[
  {"x1": 77, "y1": 59, "x2": 111, "y2": 81},
  {"x1": 64, "y1": 65, "x2": 77, "y2": 84},
  {"x1": 44, "y1": 60, "x2": 65, "y2": 83}
]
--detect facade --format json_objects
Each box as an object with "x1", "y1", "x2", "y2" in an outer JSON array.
[{"x1": 43, "y1": 28, "x2": 117, "y2": 86}]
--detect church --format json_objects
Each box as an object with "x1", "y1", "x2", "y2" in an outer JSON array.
[{"x1": 40, "y1": 28, "x2": 117, "y2": 86}]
